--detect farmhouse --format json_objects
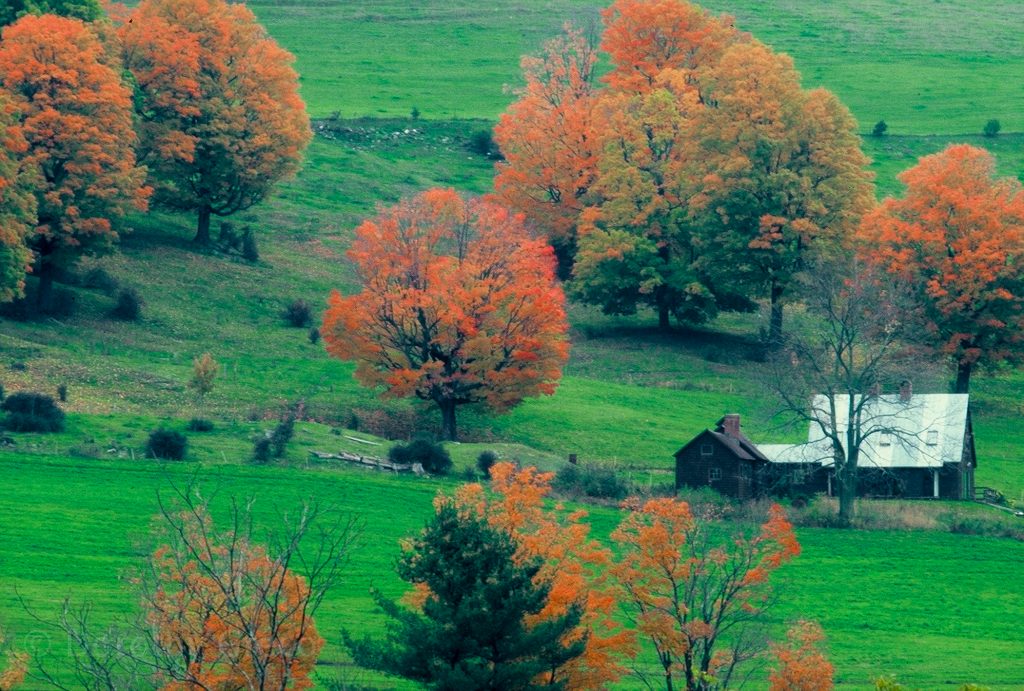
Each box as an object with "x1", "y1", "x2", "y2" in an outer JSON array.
[{"x1": 675, "y1": 388, "x2": 976, "y2": 500}]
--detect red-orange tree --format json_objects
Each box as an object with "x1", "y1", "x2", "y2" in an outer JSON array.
[
  {"x1": 120, "y1": 0, "x2": 311, "y2": 244},
  {"x1": 322, "y1": 189, "x2": 569, "y2": 441},
  {"x1": 493, "y1": 26, "x2": 599, "y2": 277},
  {"x1": 861, "y1": 145, "x2": 1024, "y2": 392},
  {"x1": 0, "y1": 96, "x2": 35, "y2": 304},
  {"x1": 768, "y1": 620, "x2": 834, "y2": 691},
  {"x1": 0, "y1": 14, "x2": 148, "y2": 311},
  {"x1": 610, "y1": 498, "x2": 800, "y2": 690},
  {"x1": 455, "y1": 462, "x2": 634, "y2": 688}
]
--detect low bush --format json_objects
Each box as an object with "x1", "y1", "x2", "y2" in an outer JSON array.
[
  {"x1": 476, "y1": 450, "x2": 498, "y2": 478},
  {"x1": 252, "y1": 434, "x2": 273, "y2": 464},
  {"x1": 308, "y1": 326, "x2": 321, "y2": 345},
  {"x1": 270, "y1": 416, "x2": 295, "y2": 458},
  {"x1": 111, "y1": 287, "x2": 143, "y2": 321},
  {"x1": 467, "y1": 129, "x2": 502, "y2": 159},
  {"x1": 553, "y1": 462, "x2": 630, "y2": 500},
  {"x1": 56, "y1": 384, "x2": 68, "y2": 402},
  {"x1": 283, "y1": 299, "x2": 313, "y2": 328},
  {"x1": 186, "y1": 417, "x2": 215, "y2": 432},
  {"x1": 1, "y1": 392, "x2": 65, "y2": 433},
  {"x1": 388, "y1": 438, "x2": 452, "y2": 475},
  {"x1": 241, "y1": 226, "x2": 259, "y2": 262},
  {"x1": 983, "y1": 118, "x2": 1001, "y2": 137},
  {"x1": 872, "y1": 120, "x2": 888, "y2": 137},
  {"x1": 81, "y1": 266, "x2": 119, "y2": 294},
  {"x1": 145, "y1": 428, "x2": 187, "y2": 460}
]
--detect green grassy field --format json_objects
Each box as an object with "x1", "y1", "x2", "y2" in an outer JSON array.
[
  {"x1": 2, "y1": 453, "x2": 1023, "y2": 689},
  {"x1": 2, "y1": 1, "x2": 1024, "y2": 687},
  {"x1": 249, "y1": 0, "x2": 1024, "y2": 136}
]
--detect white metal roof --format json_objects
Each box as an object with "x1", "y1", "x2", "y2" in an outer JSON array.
[{"x1": 755, "y1": 394, "x2": 970, "y2": 469}]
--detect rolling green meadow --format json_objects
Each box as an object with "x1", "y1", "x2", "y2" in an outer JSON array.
[{"x1": 2, "y1": 0, "x2": 1024, "y2": 688}]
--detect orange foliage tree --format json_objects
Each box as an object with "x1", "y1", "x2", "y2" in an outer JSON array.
[
  {"x1": 492, "y1": 26, "x2": 600, "y2": 277},
  {"x1": 38, "y1": 486, "x2": 359, "y2": 690},
  {"x1": 322, "y1": 189, "x2": 570, "y2": 441},
  {"x1": 119, "y1": 0, "x2": 311, "y2": 244},
  {"x1": 610, "y1": 498, "x2": 800, "y2": 690},
  {"x1": 861, "y1": 144, "x2": 1024, "y2": 393},
  {"x1": 0, "y1": 625, "x2": 27, "y2": 691},
  {"x1": 0, "y1": 95, "x2": 35, "y2": 304},
  {"x1": 454, "y1": 462, "x2": 635, "y2": 688},
  {"x1": 0, "y1": 14, "x2": 148, "y2": 311},
  {"x1": 768, "y1": 620, "x2": 834, "y2": 691},
  {"x1": 689, "y1": 41, "x2": 874, "y2": 343}
]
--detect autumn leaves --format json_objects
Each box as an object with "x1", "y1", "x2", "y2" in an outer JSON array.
[{"x1": 0, "y1": 0, "x2": 309, "y2": 311}]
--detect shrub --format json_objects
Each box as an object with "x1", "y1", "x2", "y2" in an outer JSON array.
[
  {"x1": 308, "y1": 326, "x2": 321, "y2": 345},
  {"x1": 145, "y1": 428, "x2": 188, "y2": 460},
  {"x1": 189, "y1": 352, "x2": 219, "y2": 400},
  {"x1": 111, "y1": 287, "x2": 143, "y2": 321},
  {"x1": 410, "y1": 106, "x2": 420, "y2": 120},
  {"x1": 1, "y1": 392, "x2": 66, "y2": 433},
  {"x1": 872, "y1": 120, "x2": 888, "y2": 137},
  {"x1": 252, "y1": 434, "x2": 272, "y2": 464},
  {"x1": 270, "y1": 416, "x2": 295, "y2": 458},
  {"x1": 57, "y1": 384, "x2": 68, "y2": 402},
  {"x1": 241, "y1": 226, "x2": 260, "y2": 262},
  {"x1": 476, "y1": 450, "x2": 498, "y2": 478},
  {"x1": 283, "y1": 299, "x2": 313, "y2": 328},
  {"x1": 467, "y1": 129, "x2": 502, "y2": 159},
  {"x1": 186, "y1": 417, "x2": 215, "y2": 432},
  {"x1": 0, "y1": 383, "x2": 4, "y2": 402},
  {"x1": 388, "y1": 438, "x2": 452, "y2": 475},
  {"x1": 81, "y1": 266, "x2": 119, "y2": 294},
  {"x1": 983, "y1": 119, "x2": 1001, "y2": 137},
  {"x1": 553, "y1": 462, "x2": 630, "y2": 500}
]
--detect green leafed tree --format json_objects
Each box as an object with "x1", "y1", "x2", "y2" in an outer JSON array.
[
  {"x1": 344, "y1": 500, "x2": 586, "y2": 689},
  {"x1": 0, "y1": 0, "x2": 101, "y2": 26}
]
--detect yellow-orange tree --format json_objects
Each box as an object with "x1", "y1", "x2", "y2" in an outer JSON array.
[
  {"x1": 0, "y1": 95, "x2": 35, "y2": 304},
  {"x1": 610, "y1": 498, "x2": 800, "y2": 690},
  {"x1": 689, "y1": 42, "x2": 873, "y2": 343},
  {"x1": 119, "y1": 0, "x2": 311, "y2": 244},
  {"x1": 861, "y1": 144, "x2": 1024, "y2": 393},
  {"x1": 493, "y1": 26, "x2": 599, "y2": 277},
  {"x1": 768, "y1": 620, "x2": 834, "y2": 691},
  {"x1": 0, "y1": 14, "x2": 148, "y2": 311},
  {"x1": 322, "y1": 190, "x2": 569, "y2": 441},
  {"x1": 455, "y1": 463, "x2": 634, "y2": 688}
]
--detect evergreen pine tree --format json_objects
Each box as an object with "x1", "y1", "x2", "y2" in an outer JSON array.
[{"x1": 344, "y1": 501, "x2": 586, "y2": 689}]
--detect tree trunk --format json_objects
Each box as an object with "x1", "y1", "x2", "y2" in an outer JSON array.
[
  {"x1": 768, "y1": 280, "x2": 784, "y2": 346},
  {"x1": 35, "y1": 258, "x2": 54, "y2": 314},
  {"x1": 194, "y1": 206, "x2": 212, "y2": 245},
  {"x1": 439, "y1": 400, "x2": 458, "y2": 442},
  {"x1": 836, "y1": 458, "x2": 857, "y2": 525},
  {"x1": 657, "y1": 296, "x2": 671, "y2": 331},
  {"x1": 954, "y1": 360, "x2": 972, "y2": 394}
]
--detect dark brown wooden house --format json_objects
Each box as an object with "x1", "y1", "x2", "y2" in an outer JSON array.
[
  {"x1": 675, "y1": 392, "x2": 976, "y2": 500},
  {"x1": 673, "y1": 415, "x2": 769, "y2": 500}
]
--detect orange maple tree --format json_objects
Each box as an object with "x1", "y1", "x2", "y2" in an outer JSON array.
[
  {"x1": 0, "y1": 625, "x2": 27, "y2": 691},
  {"x1": 768, "y1": 620, "x2": 834, "y2": 691},
  {"x1": 146, "y1": 534, "x2": 323, "y2": 690},
  {"x1": 454, "y1": 462, "x2": 634, "y2": 688},
  {"x1": 492, "y1": 26, "x2": 600, "y2": 276},
  {"x1": 119, "y1": 0, "x2": 311, "y2": 244},
  {"x1": 0, "y1": 13, "x2": 148, "y2": 311},
  {"x1": 322, "y1": 190, "x2": 569, "y2": 441},
  {"x1": 0, "y1": 95, "x2": 35, "y2": 304},
  {"x1": 599, "y1": 0, "x2": 743, "y2": 95},
  {"x1": 860, "y1": 144, "x2": 1024, "y2": 392},
  {"x1": 610, "y1": 498, "x2": 800, "y2": 690}
]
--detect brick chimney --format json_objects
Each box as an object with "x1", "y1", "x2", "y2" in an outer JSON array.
[
  {"x1": 899, "y1": 379, "x2": 913, "y2": 403},
  {"x1": 721, "y1": 414, "x2": 741, "y2": 438}
]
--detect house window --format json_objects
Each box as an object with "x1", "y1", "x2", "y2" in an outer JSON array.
[
  {"x1": 700, "y1": 444, "x2": 714, "y2": 457},
  {"x1": 709, "y1": 467, "x2": 722, "y2": 481},
  {"x1": 926, "y1": 430, "x2": 939, "y2": 446},
  {"x1": 879, "y1": 433, "x2": 892, "y2": 447}
]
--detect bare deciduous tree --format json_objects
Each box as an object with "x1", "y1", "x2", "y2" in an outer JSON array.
[
  {"x1": 764, "y1": 261, "x2": 931, "y2": 524},
  {"x1": 28, "y1": 481, "x2": 360, "y2": 690}
]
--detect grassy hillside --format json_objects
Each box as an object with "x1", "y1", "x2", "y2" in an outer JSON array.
[
  {"x1": 250, "y1": 0, "x2": 1024, "y2": 135},
  {"x1": 2, "y1": 453, "x2": 1023, "y2": 689}
]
